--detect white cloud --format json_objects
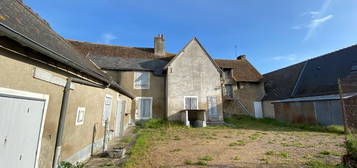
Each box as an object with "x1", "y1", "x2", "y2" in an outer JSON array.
[
  {"x1": 304, "y1": 14, "x2": 333, "y2": 41},
  {"x1": 272, "y1": 54, "x2": 298, "y2": 61},
  {"x1": 98, "y1": 33, "x2": 117, "y2": 44},
  {"x1": 302, "y1": 11, "x2": 320, "y2": 18},
  {"x1": 292, "y1": 0, "x2": 334, "y2": 42}
]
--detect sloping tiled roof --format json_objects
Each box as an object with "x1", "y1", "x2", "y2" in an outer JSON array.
[
  {"x1": 263, "y1": 44, "x2": 357, "y2": 100},
  {"x1": 293, "y1": 44, "x2": 357, "y2": 98},
  {"x1": 90, "y1": 55, "x2": 169, "y2": 76},
  {"x1": 0, "y1": 0, "x2": 110, "y2": 82},
  {"x1": 68, "y1": 40, "x2": 175, "y2": 60},
  {"x1": 0, "y1": 0, "x2": 134, "y2": 98},
  {"x1": 69, "y1": 40, "x2": 262, "y2": 81},
  {"x1": 263, "y1": 62, "x2": 307, "y2": 100},
  {"x1": 215, "y1": 58, "x2": 263, "y2": 82}
]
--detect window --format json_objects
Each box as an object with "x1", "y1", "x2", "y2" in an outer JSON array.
[
  {"x1": 225, "y1": 84, "x2": 233, "y2": 98},
  {"x1": 184, "y1": 96, "x2": 198, "y2": 110},
  {"x1": 223, "y1": 69, "x2": 232, "y2": 79},
  {"x1": 134, "y1": 72, "x2": 150, "y2": 89},
  {"x1": 102, "y1": 95, "x2": 113, "y2": 125},
  {"x1": 75, "y1": 107, "x2": 85, "y2": 126},
  {"x1": 135, "y1": 97, "x2": 152, "y2": 120}
]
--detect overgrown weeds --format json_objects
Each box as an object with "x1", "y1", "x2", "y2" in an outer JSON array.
[
  {"x1": 122, "y1": 119, "x2": 184, "y2": 168},
  {"x1": 58, "y1": 161, "x2": 84, "y2": 168},
  {"x1": 225, "y1": 115, "x2": 344, "y2": 134}
]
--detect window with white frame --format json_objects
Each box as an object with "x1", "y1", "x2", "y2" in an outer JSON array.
[
  {"x1": 135, "y1": 97, "x2": 152, "y2": 120},
  {"x1": 134, "y1": 72, "x2": 150, "y2": 89},
  {"x1": 102, "y1": 95, "x2": 113, "y2": 125},
  {"x1": 75, "y1": 107, "x2": 85, "y2": 126},
  {"x1": 184, "y1": 96, "x2": 198, "y2": 110}
]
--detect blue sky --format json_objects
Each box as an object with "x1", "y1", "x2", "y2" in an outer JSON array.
[{"x1": 24, "y1": 0, "x2": 357, "y2": 74}]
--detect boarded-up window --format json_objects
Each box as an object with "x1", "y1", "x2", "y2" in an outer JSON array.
[
  {"x1": 184, "y1": 96, "x2": 198, "y2": 110},
  {"x1": 134, "y1": 72, "x2": 150, "y2": 89}
]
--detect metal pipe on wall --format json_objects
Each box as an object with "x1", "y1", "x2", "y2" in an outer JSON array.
[
  {"x1": 52, "y1": 78, "x2": 72, "y2": 168},
  {"x1": 52, "y1": 77, "x2": 107, "y2": 168}
]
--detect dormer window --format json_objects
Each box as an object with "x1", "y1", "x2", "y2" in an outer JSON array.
[{"x1": 134, "y1": 72, "x2": 150, "y2": 89}]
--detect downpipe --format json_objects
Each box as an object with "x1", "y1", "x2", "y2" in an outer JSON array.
[
  {"x1": 52, "y1": 78, "x2": 72, "y2": 168},
  {"x1": 52, "y1": 77, "x2": 107, "y2": 168}
]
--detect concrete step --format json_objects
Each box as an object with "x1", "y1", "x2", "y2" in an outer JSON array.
[{"x1": 206, "y1": 121, "x2": 225, "y2": 126}]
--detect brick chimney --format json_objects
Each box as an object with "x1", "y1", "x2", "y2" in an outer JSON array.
[
  {"x1": 154, "y1": 34, "x2": 165, "y2": 56},
  {"x1": 237, "y1": 55, "x2": 246, "y2": 60}
]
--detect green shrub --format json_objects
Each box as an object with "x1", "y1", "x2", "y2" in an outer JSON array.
[
  {"x1": 198, "y1": 155, "x2": 213, "y2": 161},
  {"x1": 305, "y1": 159, "x2": 336, "y2": 168},
  {"x1": 346, "y1": 134, "x2": 357, "y2": 159},
  {"x1": 137, "y1": 119, "x2": 183, "y2": 129},
  {"x1": 184, "y1": 160, "x2": 194, "y2": 165},
  {"x1": 58, "y1": 161, "x2": 84, "y2": 168}
]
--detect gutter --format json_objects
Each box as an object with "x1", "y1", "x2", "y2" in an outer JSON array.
[
  {"x1": 52, "y1": 77, "x2": 110, "y2": 168},
  {"x1": 0, "y1": 22, "x2": 135, "y2": 99}
]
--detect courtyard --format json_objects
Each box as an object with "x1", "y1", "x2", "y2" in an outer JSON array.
[{"x1": 87, "y1": 116, "x2": 346, "y2": 168}]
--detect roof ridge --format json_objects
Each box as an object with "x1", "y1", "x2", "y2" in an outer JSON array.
[
  {"x1": 264, "y1": 43, "x2": 357, "y2": 75},
  {"x1": 67, "y1": 39, "x2": 152, "y2": 50}
]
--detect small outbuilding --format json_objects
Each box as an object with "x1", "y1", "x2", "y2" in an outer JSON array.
[{"x1": 263, "y1": 44, "x2": 357, "y2": 125}]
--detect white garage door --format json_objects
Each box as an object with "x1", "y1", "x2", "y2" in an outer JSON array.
[{"x1": 0, "y1": 93, "x2": 47, "y2": 168}]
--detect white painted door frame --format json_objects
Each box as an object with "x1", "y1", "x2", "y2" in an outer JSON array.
[
  {"x1": 115, "y1": 99, "x2": 125, "y2": 137},
  {"x1": 254, "y1": 101, "x2": 263, "y2": 119},
  {"x1": 207, "y1": 96, "x2": 218, "y2": 120},
  {"x1": 0, "y1": 87, "x2": 49, "y2": 168}
]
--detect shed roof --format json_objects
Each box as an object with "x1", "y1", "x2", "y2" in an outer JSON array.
[
  {"x1": 215, "y1": 58, "x2": 263, "y2": 82},
  {"x1": 264, "y1": 44, "x2": 357, "y2": 101},
  {"x1": 271, "y1": 92, "x2": 357, "y2": 103}
]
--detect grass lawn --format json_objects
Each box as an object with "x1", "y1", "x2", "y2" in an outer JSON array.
[{"x1": 109, "y1": 116, "x2": 346, "y2": 168}]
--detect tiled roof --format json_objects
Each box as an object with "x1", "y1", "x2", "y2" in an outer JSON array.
[
  {"x1": 0, "y1": 0, "x2": 111, "y2": 82},
  {"x1": 68, "y1": 40, "x2": 262, "y2": 81},
  {"x1": 215, "y1": 58, "x2": 263, "y2": 82},
  {"x1": 263, "y1": 44, "x2": 357, "y2": 100},
  {"x1": 90, "y1": 55, "x2": 169, "y2": 76},
  {"x1": 263, "y1": 62, "x2": 307, "y2": 100},
  {"x1": 68, "y1": 40, "x2": 175, "y2": 60}
]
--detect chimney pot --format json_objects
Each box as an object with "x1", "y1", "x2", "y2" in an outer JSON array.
[
  {"x1": 154, "y1": 34, "x2": 165, "y2": 56},
  {"x1": 237, "y1": 55, "x2": 246, "y2": 60}
]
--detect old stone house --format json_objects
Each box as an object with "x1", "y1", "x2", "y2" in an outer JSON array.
[
  {"x1": 215, "y1": 56, "x2": 264, "y2": 118},
  {"x1": 0, "y1": 0, "x2": 134, "y2": 167},
  {"x1": 69, "y1": 35, "x2": 265, "y2": 126},
  {"x1": 0, "y1": 1, "x2": 265, "y2": 167},
  {"x1": 263, "y1": 44, "x2": 357, "y2": 125}
]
